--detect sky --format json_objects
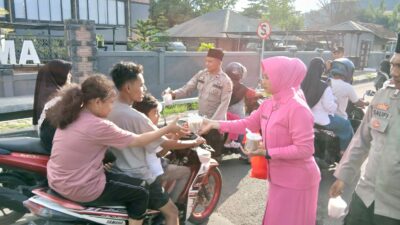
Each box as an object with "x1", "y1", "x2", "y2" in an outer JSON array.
[{"x1": 235, "y1": 0, "x2": 321, "y2": 13}]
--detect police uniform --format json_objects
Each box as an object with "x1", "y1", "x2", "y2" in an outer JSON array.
[
  {"x1": 174, "y1": 68, "x2": 233, "y2": 157},
  {"x1": 334, "y1": 83, "x2": 400, "y2": 224},
  {"x1": 174, "y1": 69, "x2": 233, "y2": 120}
]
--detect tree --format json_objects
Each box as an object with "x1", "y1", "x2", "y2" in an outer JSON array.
[
  {"x1": 241, "y1": 0, "x2": 303, "y2": 31},
  {"x1": 358, "y1": 0, "x2": 400, "y2": 32},
  {"x1": 129, "y1": 19, "x2": 160, "y2": 50},
  {"x1": 242, "y1": 0, "x2": 268, "y2": 18},
  {"x1": 190, "y1": 0, "x2": 238, "y2": 14},
  {"x1": 389, "y1": 3, "x2": 400, "y2": 32},
  {"x1": 150, "y1": 0, "x2": 195, "y2": 27},
  {"x1": 262, "y1": 0, "x2": 304, "y2": 31},
  {"x1": 317, "y1": 0, "x2": 359, "y2": 25}
]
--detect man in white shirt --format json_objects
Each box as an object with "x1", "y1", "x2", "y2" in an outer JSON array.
[{"x1": 330, "y1": 67, "x2": 368, "y2": 120}]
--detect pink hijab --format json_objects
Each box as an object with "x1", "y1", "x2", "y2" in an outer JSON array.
[{"x1": 261, "y1": 56, "x2": 307, "y2": 97}]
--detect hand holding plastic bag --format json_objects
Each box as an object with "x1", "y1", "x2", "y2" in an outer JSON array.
[{"x1": 328, "y1": 196, "x2": 347, "y2": 218}]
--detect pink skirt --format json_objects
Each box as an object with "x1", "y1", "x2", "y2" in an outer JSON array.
[{"x1": 263, "y1": 182, "x2": 319, "y2": 225}]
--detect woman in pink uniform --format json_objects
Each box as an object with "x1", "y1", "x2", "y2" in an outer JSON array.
[{"x1": 200, "y1": 56, "x2": 321, "y2": 225}]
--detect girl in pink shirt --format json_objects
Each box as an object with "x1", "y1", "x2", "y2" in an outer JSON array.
[
  {"x1": 46, "y1": 75, "x2": 185, "y2": 225},
  {"x1": 201, "y1": 57, "x2": 321, "y2": 225}
]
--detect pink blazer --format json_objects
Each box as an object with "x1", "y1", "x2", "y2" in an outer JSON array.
[{"x1": 220, "y1": 88, "x2": 321, "y2": 189}]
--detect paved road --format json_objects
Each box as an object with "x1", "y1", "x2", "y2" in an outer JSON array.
[{"x1": 12, "y1": 82, "x2": 375, "y2": 225}]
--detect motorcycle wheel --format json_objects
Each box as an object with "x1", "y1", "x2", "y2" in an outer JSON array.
[
  {"x1": 0, "y1": 174, "x2": 27, "y2": 224},
  {"x1": 188, "y1": 167, "x2": 222, "y2": 224}
]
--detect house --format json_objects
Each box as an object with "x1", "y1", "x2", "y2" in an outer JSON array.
[
  {"x1": 165, "y1": 9, "x2": 261, "y2": 51},
  {"x1": 0, "y1": 0, "x2": 150, "y2": 53},
  {"x1": 327, "y1": 20, "x2": 396, "y2": 56}
]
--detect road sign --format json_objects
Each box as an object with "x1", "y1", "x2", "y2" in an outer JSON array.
[{"x1": 257, "y1": 22, "x2": 271, "y2": 40}]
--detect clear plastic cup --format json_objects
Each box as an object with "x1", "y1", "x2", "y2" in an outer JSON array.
[
  {"x1": 187, "y1": 114, "x2": 203, "y2": 134},
  {"x1": 245, "y1": 133, "x2": 262, "y2": 152},
  {"x1": 163, "y1": 93, "x2": 173, "y2": 106}
]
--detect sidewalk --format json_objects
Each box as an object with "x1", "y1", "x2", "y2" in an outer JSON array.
[{"x1": 352, "y1": 70, "x2": 376, "y2": 84}]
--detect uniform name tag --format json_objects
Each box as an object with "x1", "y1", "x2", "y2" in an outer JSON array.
[{"x1": 372, "y1": 108, "x2": 390, "y2": 119}]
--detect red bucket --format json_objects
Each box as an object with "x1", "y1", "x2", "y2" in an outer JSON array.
[{"x1": 250, "y1": 155, "x2": 268, "y2": 180}]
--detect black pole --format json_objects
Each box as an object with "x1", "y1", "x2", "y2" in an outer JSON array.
[
  {"x1": 113, "y1": 27, "x2": 116, "y2": 51},
  {"x1": 48, "y1": 24, "x2": 52, "y2": 61}
]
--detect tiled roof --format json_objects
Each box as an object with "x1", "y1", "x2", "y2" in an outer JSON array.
[{"x1": 165, "y1": 9, "x2": 261, "y2": 38}]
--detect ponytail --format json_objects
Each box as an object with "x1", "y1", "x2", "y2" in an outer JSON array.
[
  {"x1": 46, "y1": 84, "x2": 83, "y2": 129},
  {"x1": 46, "y1": 74, "x2": 115, "y2": 129}
]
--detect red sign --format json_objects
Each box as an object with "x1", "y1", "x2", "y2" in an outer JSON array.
[{"x1": 257, "y1": 22, "x2": 271, "y2": 40}]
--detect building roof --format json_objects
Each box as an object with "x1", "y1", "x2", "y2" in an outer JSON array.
[
  {"x1": 165, "y1": 9, "x2": 261, "y2": 38},
  {"x1": 358, "y1": 22, "x2": 397, "y2": 40},
  {"x1": 326, "y1": 20, "x2": 372, "y2": 33}
]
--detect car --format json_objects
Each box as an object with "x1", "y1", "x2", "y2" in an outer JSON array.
[{"x1": 166, "y1": 42, "x2": 187, "y2": 51}]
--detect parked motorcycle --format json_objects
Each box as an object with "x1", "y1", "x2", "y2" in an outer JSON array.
[
  {"x1": 314, "y1": 90, "x2": 375, "y2": 169},
  {"x1": 0, "y1": 137, "x2": 48, "y2": 224},
  {"x1": 5, "y1": 134, "x2": 221, "y2": 225}
]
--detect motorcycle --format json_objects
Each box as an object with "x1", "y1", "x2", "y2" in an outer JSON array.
[
  {"x1": 0, "y1": 136, "x2": 48, "y2": 224},
  {"x1": 313, "y1": 90, "x2": 375, "y2": 169},
  {"x1": 2, "y1": 134, "x2": 221, "y2": 224}
]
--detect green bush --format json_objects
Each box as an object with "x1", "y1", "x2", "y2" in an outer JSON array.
[
  {"x1": 162, "y1": 102, "x2": 199, "y2": 116},
  {"x1": 197, "y1": 42, "x2": 215, "y2": 52}
]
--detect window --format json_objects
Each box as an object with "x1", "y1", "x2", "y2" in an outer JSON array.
[
  {"x1": 50, "y1": 0, "x2": 62, "y2": 21},
  {"x1": 108, "y1": 0, "x2": 117, "y2": 25},
  {"x1": 79, "y1": 0, "x2": 88, "y2": 20},
  {"x1": 117, "y1": 1, "x2": 125, "y2": 25},
  {"x1": 88, "y1": 0, "x2": 98, "y2": 23},
  {"x1": 62, "y1": 0, "x2": 71, "y2": 20},
  {"x1": 14, "y1": 0, "x2": 72, "y2": 22},
  {"x1": 26, "y1": 0, "x2": 39, "y2": 20},
  {"x1": 76, "y1": 0, "x2": 125, "y2": 25},
  {"x1": 14, "y1": 0, "x2": 26, "y2": 19},
  {"x1": 38, "y1": 0, "x2": 50, "y2": 21},
  {"x1": 98, "y1": 0, "x2": 107, "y2": 24},
  {"x1": 131, "y1": 2, "x2": 149, "y2": 27}
]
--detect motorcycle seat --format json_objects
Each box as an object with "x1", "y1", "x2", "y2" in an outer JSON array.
[
  {"x1": 33, "y1": 188, "x2": 157, "y2": 218},
  {"x1": 32, "y1": 188, "x2": 86, "y2": 210},
  {"x1": 0, "y1": 137, "x2": 49, "y2": 155}
]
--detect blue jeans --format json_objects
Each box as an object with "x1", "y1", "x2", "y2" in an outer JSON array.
[{"x1": 324, "y1": 114, "x2": 354, "y2": 151}]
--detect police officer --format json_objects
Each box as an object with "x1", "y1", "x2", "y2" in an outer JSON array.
[
  {"x1": 168, "y1": 48, "x2": 233, "y2": 160},
  {"x1": 329, "y1": 33, "x2": 400, "y2": 225}
]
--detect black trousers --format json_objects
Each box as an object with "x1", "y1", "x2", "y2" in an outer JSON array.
[
  {"x1": 85, "y1": 171, "x2": 149, "y2": 220},
  {"x1": 344, "y1": 193, "x2": 400, "y2": 225}
]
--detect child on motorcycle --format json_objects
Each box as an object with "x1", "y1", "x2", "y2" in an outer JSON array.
[
  {"x1": 132, "y1": 93, "x2": 203, "y2": 203},
  {"x1": 46, "y1": 75, "x2": 185, "y2": 225}
]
